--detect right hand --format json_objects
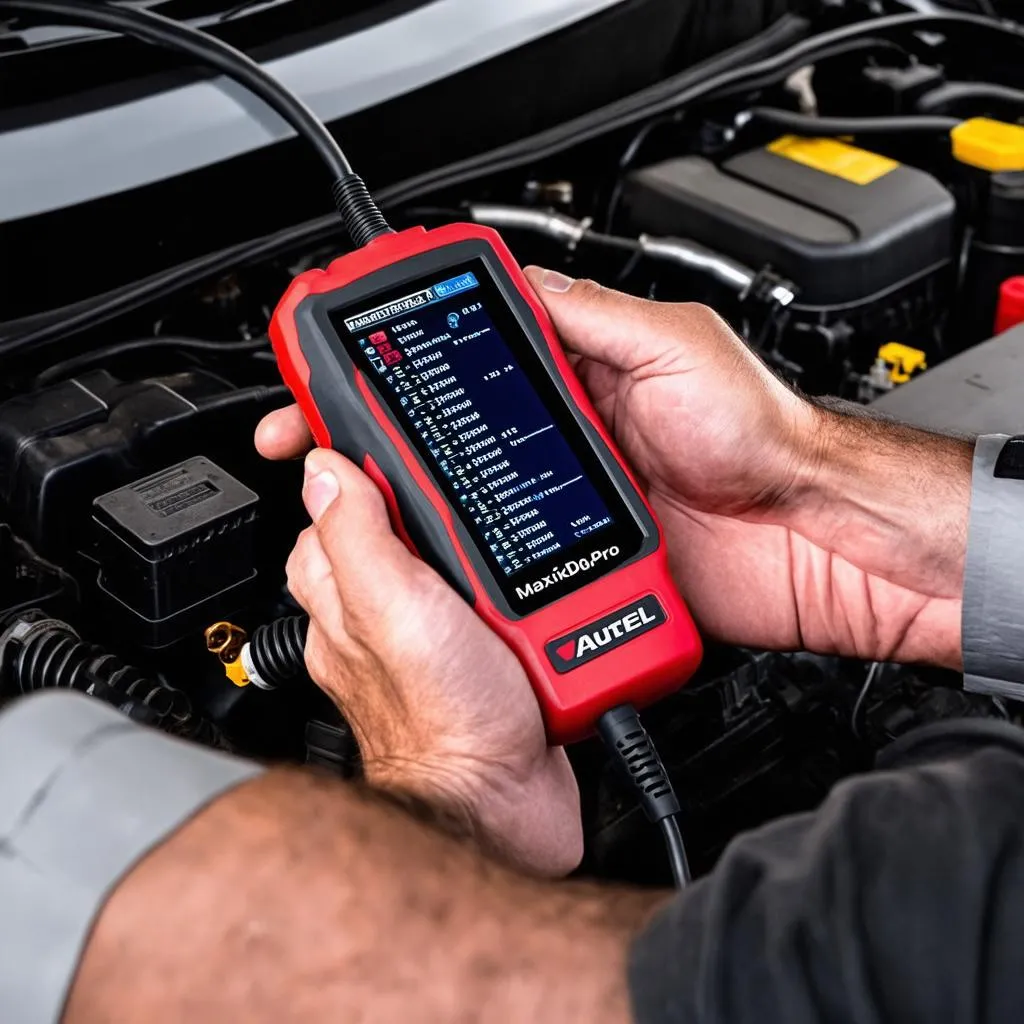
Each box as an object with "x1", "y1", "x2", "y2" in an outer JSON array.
[{"x1": 521, "y1": 268, "x2": 970, "y2": 667}]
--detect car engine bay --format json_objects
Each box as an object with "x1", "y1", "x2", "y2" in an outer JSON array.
[{"x1": 1, "y1": 0, "x2": 1023, "y2": 885}]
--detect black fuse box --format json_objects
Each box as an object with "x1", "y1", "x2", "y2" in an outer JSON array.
[
  {"x1": 93, "y1": 457, "x2": 259, "y2": 648},
  {"x1": 622, "y1": 139, "x2": 956, "y2": 308}
]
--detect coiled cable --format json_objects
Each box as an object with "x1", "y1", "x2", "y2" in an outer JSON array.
[
  {"x1": 243, "y1": 615, "x2": 309, "y2": 691},
  {"x1": 0, "y1": 611, "x2": 227, "y2": 747}
]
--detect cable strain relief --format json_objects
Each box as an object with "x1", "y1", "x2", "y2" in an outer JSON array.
[
  {"x1": 332, "y1": 173, "x2": 394, "y2": 249},
  {"x1": 248, "y1": 615, "x2": 309, "y2": 689},
  {"x1": 598, "y1": 704, "x2": 680, "y2": 823}
]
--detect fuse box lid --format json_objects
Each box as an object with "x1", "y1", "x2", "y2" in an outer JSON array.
[{"x1": 94, "y1": 457, "x2": 258, "y2": 560}]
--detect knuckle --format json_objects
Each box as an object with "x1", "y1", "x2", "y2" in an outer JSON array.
[
  {"x1": 284, "y1": 543, "x2": 305, "y2": 597},
  {"x1": 286, "y1": 529, "x2": 327, "y2": 595},
  {"x1": 288, "y1": 527, "x2": 316, "y2": 570},
  {"x1": 355, "y1": 472, "x2": 391, "y2": 521},
  {"x1": 569, "y1": 277, "x2": 607, "y2": 304},
  {"x1": 675, "y1": 301, "x2": 725, "y2": 329},
  {"x1": 302, "y1": 625, "x2": 332, "y2": 681},
  {"x1": 304, "y1": 603, "x2": 351, "y2": 673},
  {"x1": 670, "y1": 302, "x2": 743, "y2": 348}
]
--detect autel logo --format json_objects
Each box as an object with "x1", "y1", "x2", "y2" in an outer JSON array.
[
  {"x1": 514, "y1": 546, "x2": 621, "y2": 600},
  {"x1": 546, "y1": 596, "x2": 667, "y2": 673}
]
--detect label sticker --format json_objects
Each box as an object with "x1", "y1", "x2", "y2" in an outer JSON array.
[{"x1": 768, "y1": 135, "x2": 898, "y2": 186}]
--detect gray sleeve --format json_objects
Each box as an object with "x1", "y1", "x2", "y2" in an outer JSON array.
[
  {"x1": 963, "y1": 434, "x2": 1024, "y2": 699},
  {"x1": 0, "y1": 691, "x2": 264, "y2": 1024}
]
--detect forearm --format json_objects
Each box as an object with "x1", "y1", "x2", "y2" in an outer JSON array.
[
  {"x1": 791, "y1": 400, "x2": 972, "y2": 666},
  {"x1": 810, "y1": 400, "x2": 971, "y2": 589},
  {"x1": 66, "y1": 769, "x2": 662, "y2": 1024}
]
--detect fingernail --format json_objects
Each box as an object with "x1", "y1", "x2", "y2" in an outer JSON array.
[
  {"x1": 303, "y1": 470, "x2": 339, "y2": 522},
  {"x1": 304, "y1": 449, "x2": 328, "y2": 479},
  {"x1": 539, "y1": 269, "x2": 575, "y2": 293}
]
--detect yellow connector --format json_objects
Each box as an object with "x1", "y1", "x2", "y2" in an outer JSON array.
[
  {"x1": 205, "y1": 622, "x2": 251, "y2": 688},
  {"x1": 878, "y1": 342, "x2": 927, "y2": 384}
]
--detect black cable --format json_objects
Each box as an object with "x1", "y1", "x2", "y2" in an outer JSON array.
[
  {"x1": 0, "y1": 0, "x2": 392, "y2": 246},
  {"x1": 5, "y1": 9, "x2": 1024, "y2": 361},
  {"x1": 190, "y1": 383, "x2": 289, "y2": 415},
  {"x1": 707, "y1": 36, "x2": 912, "y2": 101},
  {"x1": 916, "y1": 80, "x2": 1024, "y2": 114},
  {"x1": 745, "y1": 106, "x2": 961, "y2": 134},
  {"x1": 33, "y1": 335, "x2": 268, "y2": 387},
  {"x1": 597, "y1": 704, "x2": 691, "y2": 890},
  {"x1": 852, "y1": 662, "x2": 883, "y2": 741},
  {"x1": 0, "y1": 218, "x2": 343, "y2": 357},
  {"x1": 660, "y1": 816, "x2": 692, "y2": 889},
  {"x1": 580, "y1": 231, "x2": 642, "y2": 254},
  {"x1": 615, "y1": 247, "x2": 646, "y2": 285},
  {"x1": 247, "y1": 615, "x2": 309, "y2": 690}
]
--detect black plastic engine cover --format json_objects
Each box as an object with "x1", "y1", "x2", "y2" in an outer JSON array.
[
  {"x1": 622, "y1": 143, "x2": 956, "y2": 308},
  {"x1": 0, "y1": 370, "x2": 285, "y2": 558}
]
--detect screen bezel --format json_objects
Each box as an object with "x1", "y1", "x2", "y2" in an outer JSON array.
[{"x1": 312, "y1": 240, "x2": 657, "y2": 616}]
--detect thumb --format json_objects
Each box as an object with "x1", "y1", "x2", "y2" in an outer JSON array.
[
  {"x1": 302, "y1": 448, "x2": 423, "y2": 615},
  {"x1": 523, "y1": 266, "x2": 684, "y2": 372}
]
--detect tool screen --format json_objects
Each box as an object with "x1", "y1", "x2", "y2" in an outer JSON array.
[{"x1": 331, "y1": 259, "x2": 644, "y2": 612}]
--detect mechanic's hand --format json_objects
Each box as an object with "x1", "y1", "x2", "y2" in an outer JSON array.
[
  {"x1": 284, "y1": 448, "x2": 582, "y2": 877},
  {"x1": 518, "y1": 268, "x2": 968, "y2": 667}
]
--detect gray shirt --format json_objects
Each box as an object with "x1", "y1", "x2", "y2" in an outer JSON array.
[{"x1": 964, "y1": 434, "x2": 1024, "y2": 699}]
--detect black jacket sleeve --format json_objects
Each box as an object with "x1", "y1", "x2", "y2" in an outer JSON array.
[{"x1": 630, "y1": 720, "x2": 1024, "y2": 1024}]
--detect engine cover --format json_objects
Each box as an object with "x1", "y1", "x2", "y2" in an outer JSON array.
[{"x1": 622, "y1": 139, "x2": 956, "y2": 309}]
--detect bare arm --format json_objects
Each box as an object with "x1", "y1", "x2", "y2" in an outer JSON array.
[
  {"x1": 789, "y1": 399, "x2": 972, "y2": 668},
  {"x1": 65, "y1": 769, "x2": 664, "y2": 1024},
  {"x1": 808, "y1": 400, "x2": 972, "y2": 603}
]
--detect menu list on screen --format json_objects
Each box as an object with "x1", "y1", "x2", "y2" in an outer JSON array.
[{"x1": 333, "y1": 266, "x2": 619, "y2": 582}]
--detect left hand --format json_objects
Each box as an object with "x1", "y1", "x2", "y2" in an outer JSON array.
[{"x1": 285, "y1": 447, "x2": 582, "y2": 877}]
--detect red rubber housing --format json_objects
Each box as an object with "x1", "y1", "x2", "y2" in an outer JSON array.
[{"x1": 270, "y1": 224, "x2": 702, "y2": 744}]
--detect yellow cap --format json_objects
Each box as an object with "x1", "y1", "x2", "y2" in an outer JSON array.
[
  {"x1": 878, "y1": 342, "x2": 927, "y2": 384},
  {"x1": 951, "y1": 118, "x2": 1024, "y2": 173}
]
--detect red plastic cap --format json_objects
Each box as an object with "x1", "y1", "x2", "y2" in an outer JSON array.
[{"x1": 995, "y1": 276, "x2": 1024, "y2": 335}]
